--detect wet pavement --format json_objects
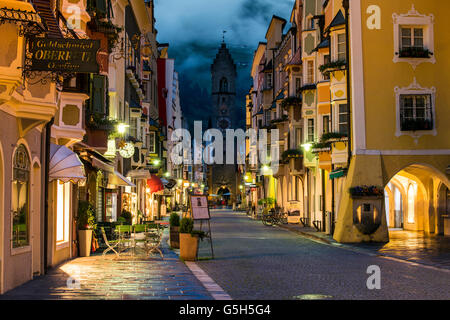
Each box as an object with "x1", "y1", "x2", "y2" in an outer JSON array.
[
  {"x1": 1, "y1": 230, "x2": 212, "y2": 300},
  {"x1": 351, "y1": 230, "x2": 450, "y2": 270},
  {"x1": 278, "y1": 219, "x2": 450, "y2": 270},
  {"x1": 196, "y1": 209, "x2": 450, "y2": 299}
]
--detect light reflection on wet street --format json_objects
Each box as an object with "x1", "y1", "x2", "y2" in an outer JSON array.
[{"x1": 352, "y1": 230, "x2": 450, "y2": 269}]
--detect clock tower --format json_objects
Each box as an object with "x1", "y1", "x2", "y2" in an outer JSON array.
[
  {"x1": 207, "y1": 41, "x2": 240, "y2": 206},
  {"x1": 211, "y1": 41, "x2": 237, "y2": 132}
]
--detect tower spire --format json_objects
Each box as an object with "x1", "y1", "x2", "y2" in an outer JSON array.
[{"x1": 222, "y1": 30, "x2": 226, "y2": 43}]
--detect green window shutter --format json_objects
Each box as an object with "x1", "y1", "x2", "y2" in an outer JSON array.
[{"x1": 92, "y1": 75, "x2": 105, "y2": 114}]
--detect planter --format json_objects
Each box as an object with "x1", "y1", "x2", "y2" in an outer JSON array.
[
  {"x1": 78, "y1": 230, "x2": 93, "y2": 257},
  {"x1": 179, "y1": 233, "x2": 199, "y2": 261},
  {"x1": 170, "y1": 226, "x2": 180, "y2": 249}
]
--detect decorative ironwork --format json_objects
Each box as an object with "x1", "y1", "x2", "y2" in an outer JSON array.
[
  {"x1": 0, "y1": 7, "x2": 45, "y2": 36},
  {"x1": 111, "y1": 33, "x2": 142, "y2": 61}
]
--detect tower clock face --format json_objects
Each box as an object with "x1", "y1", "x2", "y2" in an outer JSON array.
[{"x1": 119, "y1": 142, "x2": 135, "y2": 158}]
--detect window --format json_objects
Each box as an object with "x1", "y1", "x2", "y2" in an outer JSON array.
[
  {"x1": 338, "y1": 104, "x2": 348, "y2": 135},
  {"x1": 149, "y1": 131, "x2": 156, "y2": 154},
  {"x1": 56, "y1": 181, "x2": 71, "y2": 245},
  {"x1": 323, "y1": 115, "x2": 330, "y2": 134},
  {"x1": 220, "y1": 77, "x2": 228, "y2": 92},
  {"x1": 12, "y1": 145, "x2": 30, "y2": 248},
  {"x1": 393, "y1": 8, "x2": 434, "y2": 66},
  {"x1": 307, "y1": 60, "x2": 314, "y2": 84},
  {"x1": 266, "y1": 73, "x2": 272, "y2": 89},
  {"x1": 307, "y1": 118, "x2": 314, "y2": 142},
  {"x1": 337, "y1": 34, "x2": 346, "y2": 61},
  {"x1": 130, "y1": 117, "x2": 138, "y2": 137},
  {"x1": 264, "y1": 110, "x2": 271, "y2": 125},
  {"x1": 295, "y1": 78, "x2": 302, "y2": 93},
  {"x1": 400, "y1": 94, "x2": 433, "y2": 131},
  {"x1": 323, "y1": 55, "x2": 330, "y2": 80},
  {"x1": 401, "y1": 27, "x2": 423, "y2": 49}
]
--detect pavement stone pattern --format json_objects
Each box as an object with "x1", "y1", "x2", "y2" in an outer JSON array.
[
  {"x1": 196, "y1": 209, "x2": 450, "y2": 300},
  {"x1": 278, "y1": 220, "x2": 450, "y2": 270},
  {"x1": 1, "y1": 230, "x2": 212, "y2": 300}
]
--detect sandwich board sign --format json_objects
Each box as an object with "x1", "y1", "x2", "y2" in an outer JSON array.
[
  {"x1": 191, "y1": 195, "x2": 210, "y2": 220},
  {"x1": 189, "y1": 195, "x2": 214, "y2": 258}
]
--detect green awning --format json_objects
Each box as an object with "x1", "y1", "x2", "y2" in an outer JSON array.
[{"x1": 329, "y1": 168, "x2": 347, "y2": 180}]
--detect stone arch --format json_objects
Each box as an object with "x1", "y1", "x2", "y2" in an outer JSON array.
[
  {"x1": 384, "y1": 163, "x2": 448, "y2": 233},
  {"x1": 437, "y1": 182, "x2": 449, "y2": 235}
]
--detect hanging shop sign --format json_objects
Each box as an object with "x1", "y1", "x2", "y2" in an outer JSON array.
[{"x1": 28, "y1": 38, "x2": 100, "y2": 73}]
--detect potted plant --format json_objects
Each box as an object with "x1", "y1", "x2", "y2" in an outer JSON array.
[
  {"x1": 119, "y1": 209, "x2": 133, "y2": 225},
  {"x1": 179, "y1": 217, "x2": 203, "y2": 261},
  {"x1": 77, "y1": 201, "x2": 97, "y2": 257},
  {"x1": 169, "y1": 212, "x2": 181, "y2": 249}
]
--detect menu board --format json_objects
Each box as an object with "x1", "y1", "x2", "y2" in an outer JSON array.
[{"x1": 190, "y1": 195, "x2": 210, "y2": 220}]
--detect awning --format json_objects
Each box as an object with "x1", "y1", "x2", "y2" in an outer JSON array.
[
  {"x1": 49, "y1": 144, "x2": 85, "y2": 183},
  {"x1": 108, "y1": 171, "x2": 136, "y2": 187},
  {"x1": 329, "y1": 168, "x2": 347, "y2": 180},
  {"x1": 147, "y1": 174, "x2": 164, "y2": 193},
  {"x1": 91, "y1": 157, "x2": 114, "y2": 173},
  {"x1": 126, "y1": 169, "x2": 151, "y2": 179},
  {"x1": 90, "y1": 155, "x2": 135, "y2": 187},
  {"x1": 161, "y1": 178, "x2": 177, "y2": 189}
]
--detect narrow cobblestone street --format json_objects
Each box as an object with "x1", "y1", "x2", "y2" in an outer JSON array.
[
  {"x1": 2, "y1": 209, "x2": 449, "y2": 300},
  {"x1": 1, "y1": 232, "x2": 212, "y2": 300},
  {"x1": 196, "y1": 210, "x2": 450, "y2": 300}
]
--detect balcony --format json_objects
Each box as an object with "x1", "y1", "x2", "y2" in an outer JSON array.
[
  {"x1": 318, "y1": 60, "x2": 346, "y2": 76},
  {"x1": 83, "y1": 112, "x2": 117, "y2": 151}
]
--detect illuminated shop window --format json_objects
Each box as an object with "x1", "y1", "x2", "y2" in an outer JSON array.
[{"x1": 12, "y1": 145, "x2": 30, "y2": 248}]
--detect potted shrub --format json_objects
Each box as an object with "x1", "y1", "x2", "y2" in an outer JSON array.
[
  {"x1": 77, "y1": 201, "x2": 97, "y2": 257},
  {"x1": 169, "y1": 212, "x2": 180, "y2": 249},
  {"x1": 119, "y1": 209, "x2": 133, "y2": 225},
  {"x1": 179, "y1": 217, "x2": 204, "y2": 261}
]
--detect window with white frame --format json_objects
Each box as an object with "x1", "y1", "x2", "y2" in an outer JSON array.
[
  {"x1": 323, "y1": 55, "x2": 331, "y2": 80},
  {"x1": 307, "y1": 60, "x2": 314, "y2": 84},
  {"x1": 338, "y1": 104, "x2": 348, "y2": 135},
  {"x1": 307, "y1": 118, "x2": 314, "y2": 142},
  {"x1": 393, "y1": 6, "x2": 435, "y2": 66},
  {"x1": 401, "y1": 27, "x2": 423, "y2": 49},
  {"x1": 322, "y1": 115, "x2": 330, "y2": 134},
  {"x1": 399, "y1": 94, "x2": 433, "y2": 131},
  {"x1": 56, "y1": 181, "x2": 71, "y2": 245},
  {"x1": 264, "y1": 109, "x2": 271, "y2": 125},
  {"x1": 130, "y1": 117, "x2": 138, "y2": 138},
  {"x1": 149, "y1": 131, "x2": 156, "y2": 154},
  {"x1": 337, "y1": 34, "x2": 346, "y2": 61}
]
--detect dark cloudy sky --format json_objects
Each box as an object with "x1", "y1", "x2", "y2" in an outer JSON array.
[{"x1": 154, "y1": 0, "x2": 295, "y2": 130}]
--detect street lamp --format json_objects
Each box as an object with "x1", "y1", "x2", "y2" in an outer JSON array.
[
  {"x1": 117, "y1": 123, "x2": 129, "y2": 134},
  {"x1": 301, "y1": 143, "x2": 312, "y2": 152}
]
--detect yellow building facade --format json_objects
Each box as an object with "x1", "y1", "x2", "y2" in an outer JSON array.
[{"x1": 334, "y1": 0, "x2": 450, "y2": 242}]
